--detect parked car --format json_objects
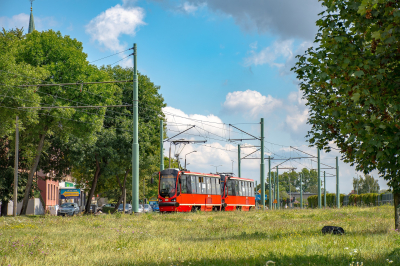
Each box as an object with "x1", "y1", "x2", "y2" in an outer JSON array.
[
  {"x1": 143, "y1": 204, "x2": 153, "y2": 213},
  {"x1": 58, "y1": 203, "x2": 79, "y2": 216},
  {"x1": 138, "y1": 204, "x2": 144, "y2": 213},
  {"x1": 118, "y1": 204, "x2": 132, "y2": 214},
  {"x1": 149, "y1": 202, "x2": 159, "y2": 212},
  {"x1": 99, "y1": 203, "x2": 115, "y2": 212}
]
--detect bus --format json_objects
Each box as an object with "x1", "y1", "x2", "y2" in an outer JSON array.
[{"x1": 158, "y1": 169, "x2": 255, "y2": 212}]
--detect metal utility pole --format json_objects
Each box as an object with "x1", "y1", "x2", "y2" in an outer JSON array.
[
  {"x1": 300, "y1": 173, "x2": 303, "y2": 209},
  {"x1": 318, "y1": 148, "x2": 321, "y2": 209},
  {"x1": 185, "y1": 151, "x2": 196, "y2": 169},
  {"x1": 169, "y1": 144, "x2": 171, "y2": 168},
  {"x1": 238, "y1": 145, "x2": 241, "y2": 177},
  {"x1": 336, "y1": 156, "x2": 340, "y2": 208},
  {"x1": 324, "y1": 171, "x2": 326, "y2": 208},
  {"x1": 160, "y1": 120, "x2": 164, "y2": 171},
  {"x1": 211, "y1": 165, "x2": 222, "y2": 173},
  {"x1": 231, "y1": 160, "x2": 234, "y2": 173},
  {"x1": 143, "y1": 177, "x2": 145, "y2": 204},
  {"x1": 260, "y1": 118, "x2": 265, "y2": 210},
  {"x1": 277, "y1": 166, "x2": 280, "y2": 209},
  {"x1": 13, "y1": 116, "x2": 19, "y2": 216},
  {"x1": 272, "y1": 172, "x2": 275, "y2": 209},
  {"x1": 132, "y1": 43, "x2": 139, "y2": 213},
  {"x1": 268, "y1": 156, "x2": 272, "y2": 210},
  {"x1": 289, "y1": 175, "x2": 291, "y2": 208}
]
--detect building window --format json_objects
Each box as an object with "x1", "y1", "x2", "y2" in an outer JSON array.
[{"x1": 48, "y1": 184, "x2": 50, "y2": 200}]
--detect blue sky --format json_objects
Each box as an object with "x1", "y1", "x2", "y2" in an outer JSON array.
[{"x1": 0, "y1": 0, "x2": 388, "y2": 193}]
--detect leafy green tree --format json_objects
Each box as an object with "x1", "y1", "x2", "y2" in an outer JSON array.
[
  {"x1": 1, "y1": 29, "x2": 118, "y2": 214},
  {"x1": 71, "y1": 66, "x2": 165, "y2": 212},
  {"x1": 353, "y1": 174, "x2": 380, "y2": 194},
  {"x1": 292, "y1": 0, "x2": 400, "y2": 227}
]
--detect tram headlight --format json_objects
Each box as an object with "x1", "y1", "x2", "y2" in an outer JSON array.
[{"x1": 171, "y1": 198, "x2": 176, "y2": 202}]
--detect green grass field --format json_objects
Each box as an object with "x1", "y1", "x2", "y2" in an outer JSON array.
[{"x1": 1, "y1": 206, "x2": 399, "y2": 266}]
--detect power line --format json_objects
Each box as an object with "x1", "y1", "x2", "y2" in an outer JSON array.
[
  {"x1": 89, "y1": 49, "x2": 131, "y2": 63},
  {"x1": 109, "y1": 55, "x2": 132, "y2": 66},
  {"x1": 0, "y1": 70, "x2": 133, "y2": 110}
]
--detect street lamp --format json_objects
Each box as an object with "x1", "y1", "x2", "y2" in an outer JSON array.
[
  {"x1": 211, "y1": 165, "x2": 222, "y2": 173},
  {"x1": 185, "y1": 151, "x2": 197, "y2": 169}
]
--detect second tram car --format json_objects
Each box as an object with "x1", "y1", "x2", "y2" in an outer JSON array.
[{"x1": 158, "y1": 168, "x2": 255, "y2": 212}]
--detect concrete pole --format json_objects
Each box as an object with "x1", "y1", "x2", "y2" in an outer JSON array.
[
  {"x1": 169, "y1": 144, "x2": 171, "y2": 168},
  {"x1": 260, "y1": 118, "x2": 265, "y2": 210},
  {"x1": 238, "y1": 145, "x2": 241, "y2": 177},
  {"x1": 132, "y1": 43, "x2": 139, "y2": 213},
  {"x1": 160, "y1": 120, "x2": 164, "y2": 171},
  {"x1": 13, "y1": 116, "x2": 19, "y2": 216},
  {"x1": 324, "y1": 171, "x2": 326, "y2": 208},
  {"x1": 277, "y1": 166, "x2": 280, "y2": 209},
  {"x1": 318, "y1": 148, "x2": 321, "y2": 209},
  {"x1": 268, "y1": 156, "x2": 272, "y2": 210},
  {"x1": 300, "y1": 173, "x2": 303, "y2": 209},
  {"x1": 336, "y1": 156, "x2": 340, "y2": 208}
]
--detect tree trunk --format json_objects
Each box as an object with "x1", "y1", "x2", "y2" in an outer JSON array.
[
  {"x1": 1, "y1": 200, "x2": 8, "y2": 216},
  {"x1": 112, "y1": 175, "x2": 124, "y2": 213},
  {"x1": 394, "y1": 192, "x2": 400, "y2": 230},
  {"x1": 85, "y1": 156, "x2": 101, "y2": 214},
  {"x1": 20, "y1": 131, "x2": 46, "y2": 215},
  {"x1": 112, "y1": 170, "x2": 128, "y2": 213}
]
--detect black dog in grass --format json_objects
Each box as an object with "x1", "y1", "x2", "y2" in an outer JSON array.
[{"x1": 322, "y1": 226, "x2": 345, "y2": 235}]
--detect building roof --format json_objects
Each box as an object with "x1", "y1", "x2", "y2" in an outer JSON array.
[{"x1": 28, "y1": 6, "x2": 35, "y2": 33}]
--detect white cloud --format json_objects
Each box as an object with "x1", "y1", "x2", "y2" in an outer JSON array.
[
  {"x1": 178, "y1": 1, "x2": 206, "y2": 14},
  {"x1": 281, "y1": 88, "x2": 310, "y2": 140},
  {"x1": 249, "y1": 41, "x2": 258, "y2": 50},
  {"x1": 85, "y1": 3, "x2": 145, "y2": 53},
  {"x1": 222, "y1": 90, "x2": 282, "y2": 118},
  {"x1": 0, "y1": 13, "x2": 57, "y2": 33},
  {"x1": 183, "y1": 2, "x2": 199, "y2": 13},
  {"x1": 163, "y1": 106, "x2": 230, "y2": 139},
  {"x1": 244, "y1": 39, "x2": 293, "y2": 68},
  {"x1": 244, "y1": 40, "x2": 313, "y2": 76}
]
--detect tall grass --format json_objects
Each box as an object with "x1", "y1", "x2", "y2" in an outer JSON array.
[{"x1": 1, "y1": 205, "x2": 399, "y2": 265}]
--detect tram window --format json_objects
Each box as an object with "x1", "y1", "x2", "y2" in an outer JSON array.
[
  {"x1": 191, "y1": 176, "x2": 196, "y2": 193},
  {"x1": 243, "y1": 182, "x2": 247, "y2": 196},
  {"x1": 185, "y1": 175, "x2": 191, "y2": 194},
  {"x1": 216, "y1": 179, "x2": 220, "y2": 195},
  {"x1": 246, "y1": 182, "x2": 249, "y2": 196},
  {"x1": 252, "y1": 182, "x2": 255, "y2": 197},
  {"x1": 181, "y1": 175, "x2": 187, "y2": 194},
  {"x1": 228, "y1": 180, "x2": 233, "y2": 196},
  {"x1": 197, "y1": 176, "x2": 202, "y2": 194},
  {"x1": 200, "y1": 177, "x2": 205, "y2": 194},
  {"x1": 211, "y1": 178, "x2": 216, "y2": 194},
  {"x1": 177, "y1": 178, "x2": 181, "y2": 195},
  {"x1": 234, "y1": 181, "x2": 239, "y2": 196}
]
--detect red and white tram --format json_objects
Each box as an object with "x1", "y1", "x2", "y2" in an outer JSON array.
[{"x1": 158, "y1": 169, "x2": 255, "y2": 212}]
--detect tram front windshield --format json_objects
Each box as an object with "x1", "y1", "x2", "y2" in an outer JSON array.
[{"x1": 159, "y1": 173, "x2": 177, "y2": 198}]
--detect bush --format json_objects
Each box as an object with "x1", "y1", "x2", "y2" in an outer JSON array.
[{"x1": 307, "y1": 194, "x2": 345, "y2": 208}]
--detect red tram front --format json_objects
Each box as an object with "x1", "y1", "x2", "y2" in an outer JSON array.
[{"x1": 158, "y1": 169, "x2": 255, "y2": 212}]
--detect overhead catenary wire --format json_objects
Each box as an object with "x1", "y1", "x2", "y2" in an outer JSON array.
[
  {"x1": 89, "y1": 49, "x2": 131, "y2": 63},
  {"x1": 0, "y1": 70, "x2": 133, "y2": 109}
]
